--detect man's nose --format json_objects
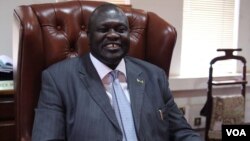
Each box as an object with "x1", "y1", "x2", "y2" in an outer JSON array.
[{"x1": 106, "y1": 29, "x2": 119, "y2": 40}]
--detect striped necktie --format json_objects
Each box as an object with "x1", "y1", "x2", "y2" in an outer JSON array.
[{"x1": 109, "y1": 70, "x2": 137, "y2": 141}]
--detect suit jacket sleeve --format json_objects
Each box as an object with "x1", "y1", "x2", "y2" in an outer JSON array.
[
  {"x1": 32, "y1": 70, "x2": 65, "y2": 141},
  {"x1": 160, "y1": 70, "x2": 203, "y2": 141}
]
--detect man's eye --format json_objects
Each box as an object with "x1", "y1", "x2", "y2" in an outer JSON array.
[
  {"x1": 117, "y1": 27, "x2": 127, "y2": 33},
  {"x1": 97, "y1": 28, "x2": 107, "y2": 33}
]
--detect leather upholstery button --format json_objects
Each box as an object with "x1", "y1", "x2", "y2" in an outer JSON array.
[
  {"x1": 57, "y1": 26, "x2": 61, "y2": 30},
  {"x1": 69, "y1": 47, "x2": 75, "y2": 52},
  {"x1": 81, "y1": 25, "x2": 85, "y2": 30}
]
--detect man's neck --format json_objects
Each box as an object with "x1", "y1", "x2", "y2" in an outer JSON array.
[{"x1": 89, "y1": 53, "x2": 127, "y2": 80}]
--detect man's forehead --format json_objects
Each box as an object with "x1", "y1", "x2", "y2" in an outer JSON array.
[
  {"x1": 96, "y1": 13, "x2": 126, "y2": 21},
  {"x1": 105, "y1": 9, "x2": 123, "y2": 17},
  {"x1": 95, "y1": 8, "x2": 126, "y2": 19},
  {"x1": 88, "y1": 4, "x2": 129, "y2": 30},
  {"x1": 95, "y1": 4, "x2": 121, "y2": 13},
  {"x1": 92, "y1": 8, "x2": 127, "y2": 24}
]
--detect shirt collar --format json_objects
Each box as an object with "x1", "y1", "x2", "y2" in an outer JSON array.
[{"x1": 89, "y1": 53, "x2": 127, "y2": 80}]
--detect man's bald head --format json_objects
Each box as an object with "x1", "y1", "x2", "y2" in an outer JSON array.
[{"x1": 87, "y1": 3, "x2": 129, "y2": 33}]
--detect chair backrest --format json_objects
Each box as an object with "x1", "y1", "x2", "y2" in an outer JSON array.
[{"x1": 13, "y1": 1, "x2": 177, "y2": 141}]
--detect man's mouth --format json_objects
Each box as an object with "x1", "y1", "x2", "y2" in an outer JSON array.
[{"x1": 104, "y1": 43, "x2": 121, "y2": 50}]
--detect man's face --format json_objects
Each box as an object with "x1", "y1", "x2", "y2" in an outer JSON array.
[{"x1": 88, "y1": 8, "x2": 130, "y2": 68}]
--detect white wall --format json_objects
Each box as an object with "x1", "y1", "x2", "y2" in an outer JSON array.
[
  {"x1": 238, "y1": 0, "x2": 250, "y2": 72},
  {"x1": 132, "y1": 0, "x2": 250, "y2": 128},
  {"x1": 132, "y1": 0, "x2": 250, "y2": 75},
  {"x1": 0, "y1": 0, "x2": 54, "y2": 57},
  {"x1": 131, "y1": 0, "x2": 183, "y2": 76}
]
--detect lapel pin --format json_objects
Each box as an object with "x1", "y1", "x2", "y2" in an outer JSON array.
[
  {"x1": 158, "y1": 109, "x2": 164, "y2": 120},
  {"x1": 137, "y1": 78, "x2": 144, "y2": 84}
]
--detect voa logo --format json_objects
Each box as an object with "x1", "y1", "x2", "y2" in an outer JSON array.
[{"x1": 226, "y1": 129, "x2": 246, "y2": 136}]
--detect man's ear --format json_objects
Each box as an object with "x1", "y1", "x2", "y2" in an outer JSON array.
[
  {"x1": 86, "y1": 29, "x2": 89, "y2": 36},
  {"x1": 86, "y1": 29, "x2": 91, "y2": 46}
]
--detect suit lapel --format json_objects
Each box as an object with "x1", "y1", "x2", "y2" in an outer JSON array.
[
  {"x1": 125, "y1": 57, "x2": 146, "y2": 134},
  {"x1": 77, "y1": 55, "x2": 121, "y2": 131},
  {"x1": 77, "y1": 55, "x2": 146, "y2": 134}
]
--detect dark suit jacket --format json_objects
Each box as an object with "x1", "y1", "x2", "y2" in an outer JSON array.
[{"x1": 32, "y1": 54, "x2": 202, "y2": 141}]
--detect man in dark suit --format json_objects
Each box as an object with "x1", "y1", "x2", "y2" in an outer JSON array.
[{"x1": 32, "y1": 3, "x2": 203, "y2": 141}]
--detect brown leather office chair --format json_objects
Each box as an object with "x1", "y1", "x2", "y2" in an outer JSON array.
[{"x1": 13, "y1": 1, "x2": 177, "y2": 141}]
